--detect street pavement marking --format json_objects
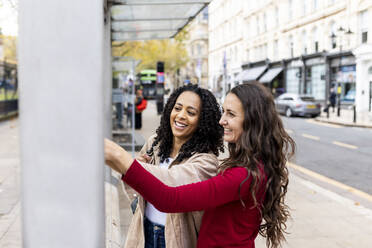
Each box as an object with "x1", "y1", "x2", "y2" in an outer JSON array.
[
  {"x1": 306, "y1": 119, "x2": 342, "y2": 128},
  {"x1": 302, "y1": 133, "x2": 320, "y2": 140},
  {"x1": 285, "y1": 129, "x2": 293, "y2": 134},
  {"x1": 288, "y1": 162, "x2": 372, "y2": 203},
  {"x1": 332, "y1": 141, "x2": 358, "y2": 150}
]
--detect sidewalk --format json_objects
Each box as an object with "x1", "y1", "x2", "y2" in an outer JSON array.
[
  {"x1": 1, "y1": 102, "x2": 372, "y2": 247},
  {"x1": 316, "y1": 107, "x2": 372, "y2": 128}
]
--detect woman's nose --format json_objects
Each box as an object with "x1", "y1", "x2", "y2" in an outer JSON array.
[
  {"x1": 219, "y1": 117, "x2": 226, "y2": 125},
  {"x1": 177, "y1": 109, "x2": 187, "y2": 119}
]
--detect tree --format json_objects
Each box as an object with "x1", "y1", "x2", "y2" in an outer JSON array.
[
  {"x1": 111, "y1": 30, "x2": 189, "y2": 77},
  {"x1": 2, "y1": 35, "x2": 17, "y2": 62}
]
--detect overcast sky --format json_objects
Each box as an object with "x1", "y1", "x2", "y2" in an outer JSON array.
[{"x1": 0, "y1": 0, "x2": 18, "y2": 36}]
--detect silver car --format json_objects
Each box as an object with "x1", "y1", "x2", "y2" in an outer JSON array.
[{"x1": 275, "y1": 93, "x2": 321, "y2": 117}]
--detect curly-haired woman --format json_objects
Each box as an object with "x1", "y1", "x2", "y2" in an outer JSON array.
[
  {"x1": 105, "y1": 82, "x2": 296, "y2": 248},
  {"x1": 123, "y1": 84, "x2": 224, "y2": 248}
]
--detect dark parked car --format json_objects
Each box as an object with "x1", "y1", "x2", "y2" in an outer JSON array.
[{"x1": 275, "y1": 93, "x2": 321, "y2": 117}]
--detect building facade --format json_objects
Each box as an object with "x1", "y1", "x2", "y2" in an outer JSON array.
[
  {"x1": 208, "y1": 0, "x2": 244, "y2": 97},
  {"x1": 180, "y1": 7, "x2": 209, "y2": 89},
  {"x1": 209, "y1": 0, "x2": 372, "y2": 112}
]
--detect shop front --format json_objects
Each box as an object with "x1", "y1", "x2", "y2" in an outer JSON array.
[
  {"x1": 329, "y1": 54, "x2": 356, "y2": 104},
  {"x1": 285, "y1": 59, "x2": 303, "y2": 95},
  {"x1": 259, "y1": 62, "x2": 284, "y2": 97},
  {"x1": 304, "y1": 56, "x2": 326, "y2": 101}
]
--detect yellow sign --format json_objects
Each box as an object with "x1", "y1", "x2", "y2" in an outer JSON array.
[{"x1": 337, "y1": 86, "x2": 342, "y2": 94}]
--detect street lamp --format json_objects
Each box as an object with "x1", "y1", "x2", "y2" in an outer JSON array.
[{"x1": 330, "y1": 26, "x2": 354, "y2": 116}]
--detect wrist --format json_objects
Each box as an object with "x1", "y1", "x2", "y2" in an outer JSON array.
[{"x1": 118, "y1": 150, "x2": 134, "y2": 175}]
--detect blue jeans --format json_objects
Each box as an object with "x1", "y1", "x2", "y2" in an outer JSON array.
[{"x1": 144, "y1": 217, "x2": 166, "y2": 248}]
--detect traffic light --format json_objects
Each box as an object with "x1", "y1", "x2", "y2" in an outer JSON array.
[{"x1": 157, "y1": 61, "x2": 164, "y2": 73}]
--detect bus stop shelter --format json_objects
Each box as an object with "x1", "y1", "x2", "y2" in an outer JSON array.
[{"x1": 18, "y1": 0, "x2": 210, "y2": 247}]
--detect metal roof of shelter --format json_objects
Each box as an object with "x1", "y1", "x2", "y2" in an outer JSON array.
[
  {"x1": 110, "y1": 0, "x2": 211, "y2": 41},
  {"x1": 112, "y1": 56, "x2": 141, "y2": 72}
]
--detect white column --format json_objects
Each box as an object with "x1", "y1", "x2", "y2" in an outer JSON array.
[{"x1": 18, "y1": 0, "x2": 107, "y2": 247}]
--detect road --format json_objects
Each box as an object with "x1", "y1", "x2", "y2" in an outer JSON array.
[{"x1": 281, "y1": 116, "x2": 372, "y2": 195}]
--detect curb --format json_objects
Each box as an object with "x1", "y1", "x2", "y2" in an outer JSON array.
[{"x1": 315, "y1": 117, "x2": 372, "y2": 129}]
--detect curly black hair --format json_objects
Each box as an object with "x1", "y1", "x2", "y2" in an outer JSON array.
[{"x1": 147, "y1": 84, "x2": 224, "y2": 163}]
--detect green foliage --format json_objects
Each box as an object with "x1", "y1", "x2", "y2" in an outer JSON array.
[
  {"x1": 0, "y1": 90, "x2": 18, "y2": 101},
  {"x1": 112, "y1": 36, "x2": 189, "y2": 75},
  {"x1": 1, "y1": 35, "x2": 17, "y2": 62}
]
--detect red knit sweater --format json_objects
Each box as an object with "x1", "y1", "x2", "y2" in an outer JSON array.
[{"x1": 123, "y1": 160, "x2": 267, "y2": 248}]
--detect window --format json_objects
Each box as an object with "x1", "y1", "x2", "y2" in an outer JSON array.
[
  {"x1": 362, "y1": 32, "x2": 368, "y2": 43},
  {"x1": 263, "y1": 13, "x2": 267, "y2": 32},
  {"x1": 234, "y1": 46, "x2": 238, "y2": 62},
  {"x1": 197, "y1": 44, "x2": 202, "y2": 55},
  {"x1": 303, "y1": 0, "x2": 307, "y2": 16},
  {"x1": 274, "y1": 40, "x2": 279, "y2": 59},
  {"x1": 313, "y1": 0, "x2": 318, "y2": 11},
  {"x1": 256, "y1": 16, "x2": 260, "y2": 34},
  {"x1": 202, "y1": 7, "x2": 208, "y2": 21},
  {"x1": 289, "y1": 0, "x2": 293, "y2": 20},
  {"x1": 330, "y1": 21, "x2": 337, "y2": 49},
  {"x1": 275, "y1": 7, "x2": 279, "y2": 26},
  {"x1": 359, "y1": 10, "x2": 368, "y2": 44},
  {"x1": 289, "y1": 35, "x2": 294, "y2": 57},
  {"x1": 302, "y1": 30, "x2": 308, "y2": 54},
  {"x1": 312, "y1": 27, "x2": 319, "y2": 53}
]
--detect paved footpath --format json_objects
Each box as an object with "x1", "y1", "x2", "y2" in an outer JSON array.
[
  {"x1": 0, "y1": 117, "x2": 22, "y2": 248},
  {"x1": 1, "y1": 102, "x2": 372, "y2": 247}
]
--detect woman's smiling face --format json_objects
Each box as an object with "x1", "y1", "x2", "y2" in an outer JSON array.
[
  {"x1": 219, "y1": 93, "x2": 244, "y2": 144},
  {"x1": 170, "y1": 91, "x2": 201, "y2": 144}
]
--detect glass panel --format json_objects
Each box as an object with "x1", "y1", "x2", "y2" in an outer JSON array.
[
  {"x1": 286, "y1": 68, "x2": 300, "y2": 94},
  {"x1": 117, "y1": 0, "x2": 210, "y2": 4},
  {"x1": 112, "y1": 20, "x2": 185, "y2": 32},
  {"x1": 111, "y1": 4, "x2": 205, "y2": 20},
  {"x1": 110, "y1": 1, "x2": 210, "y2": 41},
  {"x1": 310, "y1": 65, "x2": 326, "y2": 100},
  {"x1": 112, "y1": 30, "x2": 176, "y2": 40}
]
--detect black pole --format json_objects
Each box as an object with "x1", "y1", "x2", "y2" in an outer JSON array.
[
  {"x1": 337, "y1": 93, "x2": 341, "y2": 117},
  {"x1": 353, "y1": 105, "x2": 356, "y2": 123}
]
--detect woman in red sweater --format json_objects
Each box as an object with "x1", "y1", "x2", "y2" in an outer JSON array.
[{"x1": 105, "y1": 82, "x2": 295, "y2": 248}]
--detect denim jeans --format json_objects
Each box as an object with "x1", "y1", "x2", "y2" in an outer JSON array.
[{"x1": 144, "y1": 217, "x2": 166, "y2": 248}]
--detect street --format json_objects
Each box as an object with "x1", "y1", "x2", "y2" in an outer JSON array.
[{"x1": 281, "y1": 116, "x2": 372, "y2": 195}]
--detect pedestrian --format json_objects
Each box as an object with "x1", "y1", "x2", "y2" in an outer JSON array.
[
  {"x1": 329, "y1": 87, "x2": 336, "y2": 113},
  {"x1": 104, "y1": 82, "x2": 295, "y2": 248},
  {"x1": 119, "y1": 85, "x2": 224, "y2": 247},
  {"x1": 134, "y1": 89, "x2": 145, "y2": 129}
]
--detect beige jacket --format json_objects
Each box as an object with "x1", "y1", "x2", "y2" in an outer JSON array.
[{"x1": 123, "y1": 135, "x2": 219, "y2": 248}]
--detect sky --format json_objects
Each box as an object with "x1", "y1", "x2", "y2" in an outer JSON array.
[{"x1": 0, "y1": 0, "x2": 18, "y2": 36}]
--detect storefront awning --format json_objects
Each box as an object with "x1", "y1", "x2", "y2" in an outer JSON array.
[
  {"x1": 259, "y1": 67, "x2": 283, "y2": 83},
  {"x1": 238, "y1": 66, "x2": 267, "y2": 82},
  {"x1": 111, "y1": 0, "x2": 211, "y2": 41}
]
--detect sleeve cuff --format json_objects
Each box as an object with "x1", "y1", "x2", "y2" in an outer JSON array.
[{"x1": 121, "y1": 159, "x2": 141, "y2": 182}]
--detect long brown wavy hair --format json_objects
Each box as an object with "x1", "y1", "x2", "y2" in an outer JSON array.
[{"x1": 219, "y1": 82, "x2": 295, "y2": 248}]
